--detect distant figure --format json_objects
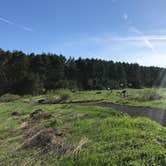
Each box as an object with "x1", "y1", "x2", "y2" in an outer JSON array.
[
  {"x1": 119, "y1": 82, "x2": 125, "y2": 88},
  {"x1": 120, "y1": 90, "x2": 127, "y2": 98},
  {"x1": 128, "y1": 83, "x2": 133, "y2": 88},
  {"x1": 107, "y1": 87, "x2": 112, "y2": 93},
  {"x1": 38, "y1": 99, "x2": 45, "y2": 104}
]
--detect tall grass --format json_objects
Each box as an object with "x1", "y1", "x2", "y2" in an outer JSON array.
[{"x1": 127, "y1": 89, "x2": 163, "y2": 101}]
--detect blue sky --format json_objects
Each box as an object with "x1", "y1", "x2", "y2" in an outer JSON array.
[{"x1": 0, "y1": 0, "x2": 166, "y2": 67}]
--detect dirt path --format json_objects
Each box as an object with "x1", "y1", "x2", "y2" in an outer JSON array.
[{"x1": 76, "y1": 102, "x2": 166, "y2": 126}]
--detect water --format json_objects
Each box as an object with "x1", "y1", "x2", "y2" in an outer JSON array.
[{"x1": 78, "y1": 102, "x2": 166, "y2": 126}]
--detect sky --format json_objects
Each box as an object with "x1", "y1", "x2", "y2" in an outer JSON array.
[{"x1": 0, "y1": 0, "x2": 166, "y2": 67}]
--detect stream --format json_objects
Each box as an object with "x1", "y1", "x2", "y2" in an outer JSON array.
[{"x1": 76, "y1": 102, "x2": 166, "y2": 126}]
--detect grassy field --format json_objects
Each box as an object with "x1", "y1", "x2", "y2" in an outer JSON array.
[
  {"x1": 0, "y1": 89, "x2": 166, "y2": 165},
  {"x1": 19, "y1": 88, "x2": 166, "y2": 109}
]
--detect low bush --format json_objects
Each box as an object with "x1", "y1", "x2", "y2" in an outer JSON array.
[
  {"x1": 55, "y1": 89, "x2": 72, "y2": 101},
  {"x1": 59, "y1": 93, "x2": 70, "y2": 101},
  {"x1": 0, "y1": 93, "x2": 20, "y2": 102}
]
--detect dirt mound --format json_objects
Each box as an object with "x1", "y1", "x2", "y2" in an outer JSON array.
[
  {"x1": 30, "y1": 109, "x2": 52, "y2": 121},
  {"x1": 20, "y1": 126, "x2": 70, "y2": 155},
  {"x1": 18, "y1": 109, "x2": 71, "y2": 155},
  {"x1": 17, "y1": 122, "x2": 28, "y2": 130}
]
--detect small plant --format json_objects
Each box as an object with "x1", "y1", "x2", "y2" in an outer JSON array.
[
  {"x1": 59, "y1": 93, "x2": 70, "y2": 101},
  {"x1": 55, "y1": 89, "x2": 72, "y2": 101},
  {"x1": 43, "y1": 119, "x2": 58, "y2": 128}
]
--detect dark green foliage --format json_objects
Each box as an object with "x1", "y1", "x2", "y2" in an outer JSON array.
[
  {"x1": 11, "y1": 73, "x2": 44, "y2": 95},
  {"x1": 0, "y1": 48, "x2": 165, "y2": 95}
]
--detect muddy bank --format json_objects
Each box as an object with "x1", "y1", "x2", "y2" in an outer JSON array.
[{"x1": 76, "y1": 102, "x2": 166, "y2": 126}]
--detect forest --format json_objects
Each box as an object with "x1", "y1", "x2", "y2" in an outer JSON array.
[{"x1": 0, "y1": 48, "x2": 166, "y2": 95}]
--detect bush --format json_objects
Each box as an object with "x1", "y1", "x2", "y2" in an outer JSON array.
[
  {"x1": 59, "y1": 93, "x2": 70, "y2": 101},
  {"x1": 42, "y1": 89, "x2": 72, "y2": 104},
  {"x1": 0, "y1": 93, "x2": 20, "y2": 102},
  {"x1": 55, "y1": 89, "x2": 72, "y2": 101}
]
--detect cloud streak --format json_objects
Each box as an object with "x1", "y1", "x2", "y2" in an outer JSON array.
[
  {"x1": 121, "y1": 12, "x2": 157, "y2": 53},
  {"x1": 130, "y1": 26, "x2": 155, "y2": 52},
  {"x1": 0, "y1": 17, "x2": 14, "y2": 25},
  {"x1": 90, "y1": 34, "x2": 166, "y2": 44},
  {"x1": 19, "y1": 25, "x2": 33, "y2": 32},
  {"x1": 0, "y1": 16, "x2": 33, "y2": 32}
]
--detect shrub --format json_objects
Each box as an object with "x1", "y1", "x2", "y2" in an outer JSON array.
[
  {"x1": 0, "y1": 93, "x2": 20, "y2": 102},
  {"x1": 60, "y1": 93, "x2": 70, "y2": 101},
  {"x1": 55, "y1": 89, "x2": 72, "y2": 101}
]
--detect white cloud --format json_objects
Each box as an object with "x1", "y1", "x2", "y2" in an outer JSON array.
[
  {"x1": 136, "y1": 53, "x2": 166, "y2": 67},
  {"x1": 49, "y1": 33, "x2": 166, "y2": 67},
  {"x1": 92, "y1": 35, "x2": 166, "y2": 42}
]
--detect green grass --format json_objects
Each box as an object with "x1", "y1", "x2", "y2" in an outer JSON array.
[
  {"x1": 0, "y1": 93, "x2": 166, "y2": 165},
  {"x1": 19, "y1": 88, "x2": 166, "y2": 109},
  {"x1": 61, "y1": 88, "x2": 166, "y2": 109}
]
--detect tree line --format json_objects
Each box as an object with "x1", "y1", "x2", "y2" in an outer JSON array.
[{"x1": 0, "y1": 48, "x2": 165, "y2": 95}]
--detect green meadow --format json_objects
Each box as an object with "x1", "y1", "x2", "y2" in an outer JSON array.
[
  {"x1": 0, "y1": 89, "x2": 166, "y2": 165},
  {"x1": 21, "y1": 88, "x2": 166, "y2": 109}
]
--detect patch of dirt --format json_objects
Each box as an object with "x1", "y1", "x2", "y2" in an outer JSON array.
[
  {"x1": 15, "y1": 109, "x2": 72, "y2": 156},
  {"x1": 17, "y1": 122, "x2": 28, "y2": 130},
  {"x1": 30, "y1": 109, "x2": 53, "y2": 121},
  {"x1": 20, "y1": 126, "x2": 70, "y2": 155},
  {"x1": 11, "y1": 111, "x2": 20, "y2": 116}
]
